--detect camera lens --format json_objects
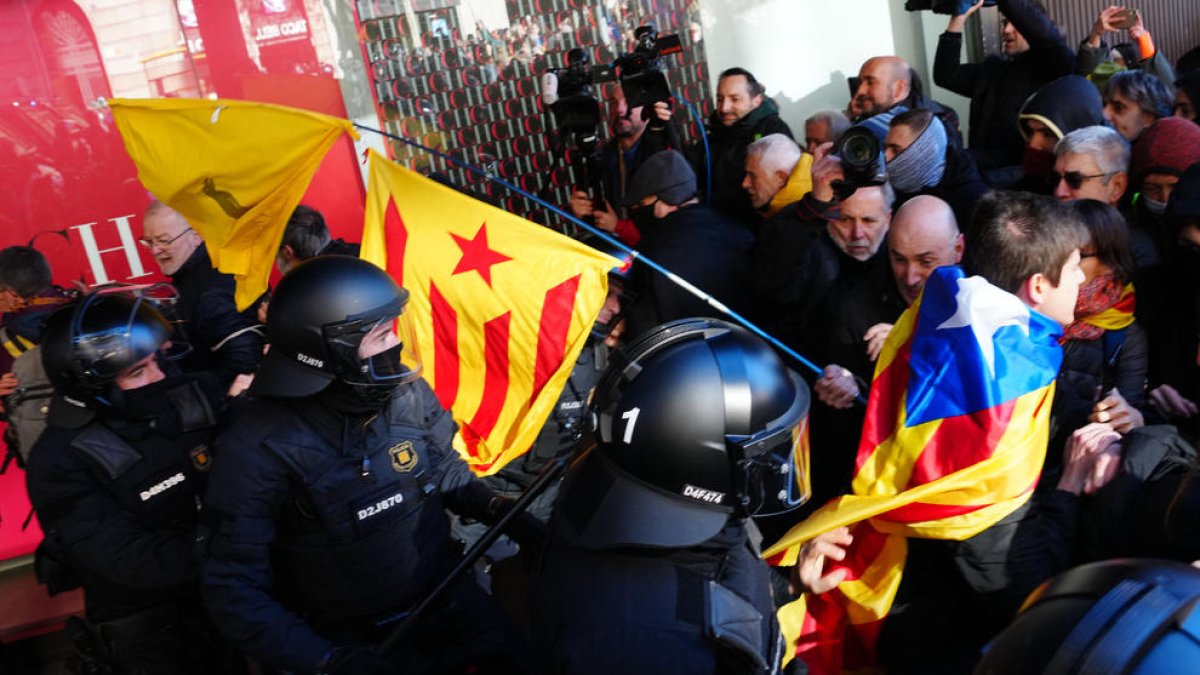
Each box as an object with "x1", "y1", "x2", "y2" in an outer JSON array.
[{"x1": 839, "y1": 128, "x2": 879, "y2": 170}]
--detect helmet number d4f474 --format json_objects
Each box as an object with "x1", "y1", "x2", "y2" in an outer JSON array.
[{"x1": 621, "y1": 407, "x2": 641, "y2": 444}]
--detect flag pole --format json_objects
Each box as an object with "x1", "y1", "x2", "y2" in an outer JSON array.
[{"x1": 354, "y1": 123, "x2": 861, "y2": 403}]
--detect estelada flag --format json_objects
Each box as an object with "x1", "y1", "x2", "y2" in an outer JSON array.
[
  {"x1": 763, "y1": 266, "x2": 1063, "y2": 674},
  {"x1": 109, "y1": 98, "x2": 356, "y2": 311},
  {"x1": 360, "y1": 149, "x2": 619, "y2": 475}
]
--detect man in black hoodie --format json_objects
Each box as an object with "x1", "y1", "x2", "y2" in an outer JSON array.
[
  {"x1": 1015, "y1": 75, "x2": 1106, "y2": 193},
  {"x1": 935, "y1": 0, "x2": 1074, "y2": 186},
  {"x1": 699, "y1": 67, "x2": 794, "y2": 229}
]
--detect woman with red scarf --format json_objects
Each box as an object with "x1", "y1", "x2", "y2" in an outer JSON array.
[{"x1": 1046, "y1": 199, "x2": 1150, "y2": 478}]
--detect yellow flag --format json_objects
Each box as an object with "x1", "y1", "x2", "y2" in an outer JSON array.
[
  {"x1": 361, "y1": 150, "x2": 619, "y2": 475},
  {"x1": 109, "y1": 98, "x2": 357, "y2": 310}
]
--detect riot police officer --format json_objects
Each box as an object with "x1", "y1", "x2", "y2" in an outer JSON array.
[
  {"x1": 25, "y1": 291, "x2": 234, "y2": 674},
  {"x1": 532, "y1": 317, "x2": 812, "y2": 674},
  {"x1": 200, "y1": 256, "x2": 525, "y2": 675}
]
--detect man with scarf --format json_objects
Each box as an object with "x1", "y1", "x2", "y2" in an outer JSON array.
[
  {"x1": 201, "y1": 256, "x2": 528, "y2": 675},
  {"x1": 771, "y1": 192, "x2": 1120, "y2": 674},
  {"x1": 620, "y1": 150, "x2": 754, "y2": 343},
  {"x1": 1015, "y1": 75, "x2": 1106, "y2": 193},
  {"x1": 883, "y1": 109, "x2": 987, "y2": 227},
  {"x1": 698, "y1": 67, "x2": 794, "y2": 229}
]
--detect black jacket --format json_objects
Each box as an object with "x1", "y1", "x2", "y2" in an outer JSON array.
[
  {"x1": 171, "y1": 244, "x2": 263, "y2": 388},
  {"x1": 25, "y1": 375, "x2": 223, "y2": 622},
  {"x1": 895, "y1": 144, "x2": 989, "y2": 229},
  {"x1": 533, "y1": 519, "x2": 780, "y2": 675},
  {"x1": 751, "y1": 194, "x2": 888, "y2": 365},
  {"x1": 1048, "y1": 324, "x2": 1150, "y2": 475},
  {"x1": 201, "y1": 380, "x2": 498, "y2": 673},
  {"x1": 934, "y1": 0, "x2": 1074, "y2": 172},
  {"x1": 623, "y1": 204, "x2": 754, "y2": 342},
  {"x1": 878, "y1": 489, "x2": 1081, "y2": 674},
  {"x1": 700, "y1": 98, "x2": 794, "y2": 228}
]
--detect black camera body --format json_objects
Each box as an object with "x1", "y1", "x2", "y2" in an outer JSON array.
[
  {"x1": 832, "y1": 126, "x2": 888, "y2": 200},
  {"x1": 612, "y1": 26, "x2": 683, "y2": 110},
  {"x1": 904, "y1": 0, "x2": 996, "y2": 14}
]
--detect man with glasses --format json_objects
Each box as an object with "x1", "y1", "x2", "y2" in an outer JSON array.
[
  {"x1": 140, "y1": 201, "x2": 262, "y2": 391},
  {"x1": 1052, "y1": 126, "x2": 1130, "y2": 207}
]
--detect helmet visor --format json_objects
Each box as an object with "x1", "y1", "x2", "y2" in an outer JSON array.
[
  {"x1": 730, "y1": 375, "x2": 812, "y2": 517},
  {"x1": 324, "y1": 306, "x2": 423, "y2": 385}
]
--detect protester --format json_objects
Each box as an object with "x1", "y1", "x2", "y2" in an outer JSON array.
[
  {"x1": 619, "y1": 150, "x2": 754, "y2": 342},
  {"x1": 140, "y1": 201, "x2": 263, "y2": 390},
  {"x1": 1016, "y1": 75, "x2": 1106, "y2": 192},
  {"x1": 935, "y1": 0, "x2": 1074, "y2": 185},
  {"x1": 742, "y1": 133, "x2": 813, "y2": 219},
  {"x1": 699, "y1": 67, "x2": 794, "y2": 228},
  {"x1": 1103, "y1": 69, "x2": 1175, "y2": 142},
  {"x1": 804, "y1": 109, "x2": 851, "y2": 156},
  {"x1": 884, "y1": 109, "x2": 987, "y2": 226}
]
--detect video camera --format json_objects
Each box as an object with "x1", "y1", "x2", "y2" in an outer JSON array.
[
  {"x1": 831, "y1": 126, "x2": 888, "y2": 200},
  {"x1": 539, "y1": 26, "x2": 682, "y2": 213},
  {"x1": 904, "y1": 0, "x2": 995, "y2": 14},
  {"x1": 612, "y1": 26, "x2": 683, "y2": 110}
]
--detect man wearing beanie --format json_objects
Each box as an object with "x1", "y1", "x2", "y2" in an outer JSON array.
[
  {"x1": 884, "y1": 109, "x2": 988, "y2": 227},
  {"x1": 1129, "y1": 116, "x2": 1200, "y2": 255},
  {"x1": 620, "y1": 149, "x2": 754, "y2": 342}
]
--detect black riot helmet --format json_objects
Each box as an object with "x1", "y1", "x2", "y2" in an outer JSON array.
[
  {"x1": 252, "y1": 255, "x2": 422, "y2": 398},
  {"x1": 578, "y1": 233, "x2": 636, "y2": 341},
  {"x1": 41, "y1": 291, "x2": 173, "y2": 427},
  {"x1": 975, "y1": 559, "x2": 1200, "y2": 675},
  {"x1": 555, "y1": 318, "x2": 811, "y2": 549}
]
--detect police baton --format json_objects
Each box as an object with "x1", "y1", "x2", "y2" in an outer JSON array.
[{"x1": 376, "y1": 453, "x2": 570, "y2": 654}]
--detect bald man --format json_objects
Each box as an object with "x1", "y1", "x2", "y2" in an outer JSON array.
[
  {"x1": 850, "y1": 56, "x2": 911, "y2": 122},
  {"x1": 818, "y1": 195, "x2": 963, "y2": 409}
]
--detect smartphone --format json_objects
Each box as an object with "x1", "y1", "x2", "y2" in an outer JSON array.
[{"x1": 1113, "y1": 9, "x2": 1138, "y2": 30}]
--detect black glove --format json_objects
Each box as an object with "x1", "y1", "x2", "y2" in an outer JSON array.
[
  {"x1": 487, "y1": 495, "x2": 548, "y2": 554},
  {"x1": 322, "y1": 647, "x2": 395, "y2": 675}
]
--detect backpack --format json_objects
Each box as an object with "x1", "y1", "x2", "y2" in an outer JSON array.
[{"x1": 3, "y1": 344, "x2": 54, "y2": 467}]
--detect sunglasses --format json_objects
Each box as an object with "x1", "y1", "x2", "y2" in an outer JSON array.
[{"x1": 1050, "y1": 171, "x2": 1111, "y2": 190}]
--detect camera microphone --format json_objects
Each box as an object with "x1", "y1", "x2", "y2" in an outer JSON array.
[{"x1": 540, "y1": 72, "x2": 559, "y2": 106}]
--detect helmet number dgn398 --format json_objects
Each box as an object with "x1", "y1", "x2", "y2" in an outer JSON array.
[{"x1": 621, "y1": 407, "x2": 640, "y2": 444}]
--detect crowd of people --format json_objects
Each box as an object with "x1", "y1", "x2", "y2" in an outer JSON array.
[{"x1": 5, "y1": 0, "x2": 1200, "y2": 673}]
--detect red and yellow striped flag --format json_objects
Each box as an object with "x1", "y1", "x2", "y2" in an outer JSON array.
[
  {"x1": 110, "y1": 98, "x2": 356, "y2": 310},
  {"x1": 360, "y1": 150, "x2": 619, "y2": 475},
  {"x1": 764, "y1": 266, "x2": 1064, "y2": 673}
]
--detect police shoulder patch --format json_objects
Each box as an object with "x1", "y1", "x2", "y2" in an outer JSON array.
[
  {"x1": 389, "y1": 441, "x2": 418, "y2": 473},
  {"x1": 190, "y1": 444, "x2": 212, "y2": 472}
]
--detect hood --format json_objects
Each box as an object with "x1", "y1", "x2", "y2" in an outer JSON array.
[
  {"x1": 763, "y1": 152, "x2": 814, "y2": 218},
  {"x1": 1018, "y1": 75, "x2": 1105, "y2": 143}
]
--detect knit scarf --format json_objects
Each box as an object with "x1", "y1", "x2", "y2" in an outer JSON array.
[
  {"x1": 1061, "y1": 274, "x2": 1136, "y2": 342},
  {"x1": 886, "y1": 116, "x2": 948, "y2": 193}
]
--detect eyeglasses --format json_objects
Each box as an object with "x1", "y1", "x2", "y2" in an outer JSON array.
[
  {"x1": 1050, "y1": 171, "x2": 1111, "y2": 190},
  {"x1": 138, "y1": 227, "x2": 193, "y2": 250}
]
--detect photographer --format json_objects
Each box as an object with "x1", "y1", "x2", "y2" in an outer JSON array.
[{"x1": 568, "y1": 84, "x2": 680, "y2": 245}]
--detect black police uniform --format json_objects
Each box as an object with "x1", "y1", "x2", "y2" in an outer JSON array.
[
  {"x1": 202, "y1": 378, "x2": 521, "y2": 674},
  {"x1": 533, "y1": 513, "x2": 782, "y2": 675},
  {"x1": 25, "y1": 374, "x2": 232, "y2": 674}
]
